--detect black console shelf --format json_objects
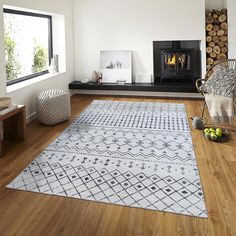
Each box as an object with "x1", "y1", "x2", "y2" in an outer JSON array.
[{"x1": 69, "y1": 81, "x2": 198, "y2": 93}]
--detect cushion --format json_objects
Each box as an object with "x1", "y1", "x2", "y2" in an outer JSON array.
[{"x1": 200, "y1": 65, "x2": 236, "y2": 98}]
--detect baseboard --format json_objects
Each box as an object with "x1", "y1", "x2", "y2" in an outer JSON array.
[
  {"x1": 71, "y1": 89, "x2": 204, "y2": 99},
  {"x1": 26, "y1": 112, "x2": 36, "y2": 124}
]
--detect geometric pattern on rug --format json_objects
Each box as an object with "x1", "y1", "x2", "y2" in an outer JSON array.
[{"x1": 7, "y1": 100, "x2": 208, "y2": 218}]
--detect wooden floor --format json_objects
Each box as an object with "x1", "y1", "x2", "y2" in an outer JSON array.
[{"x1": 0, "y1": 94, "x2": 235, "y2": 236}]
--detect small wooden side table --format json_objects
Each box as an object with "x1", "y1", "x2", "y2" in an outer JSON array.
[{"x1": 0, "y1": 105, "x2": 26, "y2": 157}]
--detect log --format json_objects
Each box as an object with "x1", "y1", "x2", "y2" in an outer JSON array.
[
  {"x1": 206, "y1": 13, "x2": 212, "y2": 18},
  {"x1": 205, "y1": 9, "x2": 211, "y2": 16},
  {"x1": 209, "y1": 30, "x2": 216, "y2": 36},
  {"x1": 220, "y1": 22, "x2": 228, "y2": 30},
  {"x1": 213, "y1": 45, "x2": 221, "y2": 54},
  {"x1": 213, "y1": 35, "x2": 219, "y2": 43},
  {"x1": 224, "y1": 42, "x2": 228, "y2": 47},
  {"x1": 215, "y1": 10, "x2": 221, "y2": 15},
  {"x1": 206, "y1": 24, "x2": 213, "y2": 31},
  {"x1": 213, "y1": 13, "x2": 219, "y2": 19},
  {"x1": 210, "y1": 52, "x2": 217, "y2": 58},
  {"x1": 206, "y1": 65, "x2": 211, "y2": 70},
  {"x1": 214, "y1": 60, "x2": 219, "y2": 65},
  {"x1": 213, "y1": 24, "x2": 220, "y2": 31},
  {"x1": 219, "y1": 14, "x2": 227, "y2": 23},
  {"x1": 217, "y1": 29, "x2": 225, "y2": 36},
  {"x1": 207, "y1": 57, "x2": 214, "y2": 65},
  {"x1": 220, "y1": 35, "x2": 228, "y2": 42},
  {"x1": 221, "y1": 47, "x2": 227, "y2": 53},
  {"x1": 206, "y1": 36, "x2": 213, "y2": 43},
  {"x1": 208, "y1": 42, "x2": 215, "y2": 48},
  {"x1": 213, "y1": 19, "x2": 220, "y2": 24},
  {"x1": 206, "y1": 47, "x2": 213, "y2": 54},
  {"x1": 217, "y1": 53, "x2": 226, "y2": 60},
  {"x1": 217, "y1": 41, "x2": 224, "y2": 47},
  {"x1": 221, "y1": 9, "x2": 227, "y2": 15},
  {"x1": 206, "y1": 16, "x2": 214, "y2": 24}
]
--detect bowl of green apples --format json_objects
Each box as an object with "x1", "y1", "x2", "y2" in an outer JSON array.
[{"x1": 203, "y1": 127, "x2": 223, "y2": 142}]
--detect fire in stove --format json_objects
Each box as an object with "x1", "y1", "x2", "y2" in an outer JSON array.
[{"x1": 167, "y1": 54, "x2": 176, "y2": 65}]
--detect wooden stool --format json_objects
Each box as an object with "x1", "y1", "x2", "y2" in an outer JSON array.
[{"x1": 0, "y1": 105, "x2": 26, "y2": 157}]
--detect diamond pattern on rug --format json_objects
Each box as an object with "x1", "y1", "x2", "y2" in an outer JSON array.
[{"x1": 7, "y1": 100, "x2": 207, "y2": 218}]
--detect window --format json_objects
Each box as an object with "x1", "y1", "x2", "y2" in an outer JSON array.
[{"x1": 3, "y1": 8, "x2": 53, "y2": 86}]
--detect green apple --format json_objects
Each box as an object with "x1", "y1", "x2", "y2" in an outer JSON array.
[
  {"x1": 204, "y1": 128, "x2": 210, "y2": 133},
  {"x1": 209, "y1": 128, "x2": 215, "y2": 132},
  {"x1": 210, "y1": 130, "x2": 216, "y2": 135},
  {"x1": 210, "y1": 132, "x2": 218, "y2": 141},
  {"x1": 216, "y1": 128, "x2": 222, "y2": 138}
]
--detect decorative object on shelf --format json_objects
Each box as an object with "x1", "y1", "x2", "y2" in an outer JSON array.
[
  {"x1": 205, "y1": 8, "x2": 228, "y2": 78},
  {"x1": 97, "y1": 73, "x2": 102, "y2": 84},
  {"x1": 92, "y1": 70, "x2": 98, "y2": 82},
  {"x1": 81, "y1": 78, "x2": 90, "y2": 84},
  {"x1": 92, "y1": 71, "x2": 102, "y2": 84},
  {"x1": 54, "y1": 54, "x2": 59, "y2": 73},
  {"x1": 49, "y1": 58, "x2": 57, "y2": 74},
  {"x1": 116, "y1": 80, "x2": 126, "y2": 85},
  {"x1": 0, "y1": 97, "x2": 18, "y2": 116},
  {"x1": 0, "y1": 97, "x2": 12, "y2": 110},
  {"x1": 100, "y1": 50, "x2": 132, "y2": 83},
  {"x1": 36, "y1": 89, "x2": 70, "y2": 125}
]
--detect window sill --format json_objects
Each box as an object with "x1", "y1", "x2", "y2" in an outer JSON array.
[{"x1": 6, "y1": 72, "x2": 65, "y2": 93}]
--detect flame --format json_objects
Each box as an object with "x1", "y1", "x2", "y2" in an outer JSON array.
[{"x1": 167, "y1": 55, "x2": 176, "y2": 65}]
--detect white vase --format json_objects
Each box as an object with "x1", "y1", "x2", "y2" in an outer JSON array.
[
  {"x1": 54, "y1": 55, "x2": 59, "y2": 73},
  {"x1": 49, "y1": 58, "x2": 57, "y2": 74}
]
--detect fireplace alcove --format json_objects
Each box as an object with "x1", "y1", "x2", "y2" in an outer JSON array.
[{"x1": 69, "y1": 40, "x2": 202, "y2": 94}]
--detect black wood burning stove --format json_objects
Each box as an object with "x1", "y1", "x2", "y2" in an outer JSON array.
[
  {"x1": 153, "y1": 40, "x2": 201, "y2": 92},
  {"x1": 159, "y1": 41, "x2": 194, "y2": 83}
]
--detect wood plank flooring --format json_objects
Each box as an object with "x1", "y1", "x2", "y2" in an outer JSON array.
[{"x1": 0, "y1": 94, "x2": 235, "y2": 236}]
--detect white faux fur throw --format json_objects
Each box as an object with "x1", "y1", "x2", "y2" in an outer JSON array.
[{"x1": 205, "y1": 93, "x2": 236, "y2": 123}]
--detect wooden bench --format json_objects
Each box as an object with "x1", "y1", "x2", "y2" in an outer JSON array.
[{"x1": 0, "y1": 105, "x2": 26, "y2": 157}]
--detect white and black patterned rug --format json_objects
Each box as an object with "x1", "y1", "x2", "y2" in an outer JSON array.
[{"x1": 7, "y1": 100, "x2": 208, "y2": 218}]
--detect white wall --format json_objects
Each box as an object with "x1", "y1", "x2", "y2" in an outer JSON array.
[
  {"x1": 0, "y1": 0, "x2": 74, "y2": 118},
  {"x1": 73, "y1": 0, "x2": 206, "y2": 82},
  {"x1": 205, "y1": 0, "x2": 227, "y2": 9},
  {"x1": 227, "y1": 0, "x2": 236, "y2": 59}
]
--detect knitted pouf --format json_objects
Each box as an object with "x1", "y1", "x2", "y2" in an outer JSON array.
[{"x1": 36, "y1": 89, "x2": 70, "y2": 125}]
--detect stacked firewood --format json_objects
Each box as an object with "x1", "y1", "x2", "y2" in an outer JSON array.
[{"x1": 206, "y1": 9, "x2": 228, "y2": 76}]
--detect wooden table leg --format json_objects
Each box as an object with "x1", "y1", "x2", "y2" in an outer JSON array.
[
  {"x1": 3, "y1": 106, "x2": 26, "y2": 140},
  {"x1": 0, "y1": 121, "x2": 2, "y2": 156},
  {"x1": 16, "y1": 106, "x2": 26, "y2": 140}
]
